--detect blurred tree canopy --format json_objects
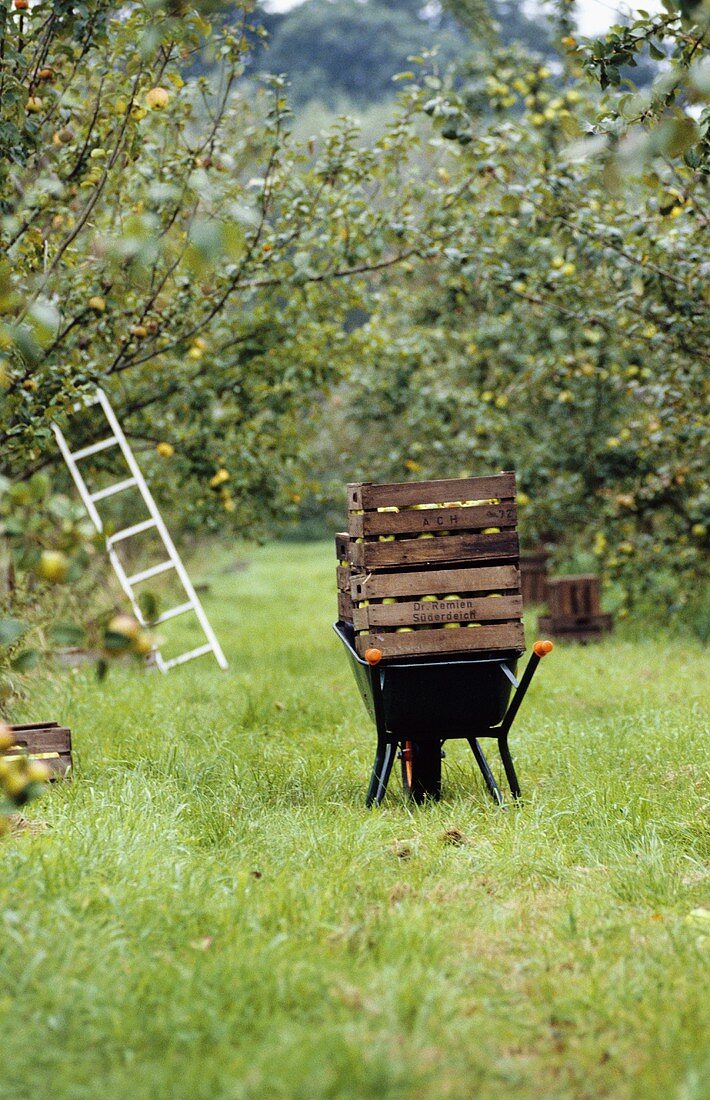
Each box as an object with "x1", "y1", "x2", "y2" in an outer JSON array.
[
  {"x1": 297, "y1": 1, "x2": 710, "y2": 620},
  {"x1": 251, "y1": 0, "x2": 552, "y2": 108},
  {"x1": 0, "y1": 0, "x2": 707, "y2": 642},
  {"x1": 0, "y1": 0, "x2": 460, "y2": 532}
]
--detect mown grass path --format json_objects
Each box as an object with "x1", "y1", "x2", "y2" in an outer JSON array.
[{"x1": 2, "y1": 542, "x2": 708, "y2": 1099}]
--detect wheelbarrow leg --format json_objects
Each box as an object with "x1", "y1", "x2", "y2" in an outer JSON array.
[
  {"x1": 467, "y1": 738, "x2": 504, "y2": 806},
  {"x1": 498, "y1": 736, "x2": 521, "y2": 801},
  {"x1": 365, "y1": 737, "x2": 397, "y2": 808}
]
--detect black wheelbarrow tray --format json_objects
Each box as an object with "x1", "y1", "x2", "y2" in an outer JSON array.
[{"x1": 334, "y1": 622, "x2": 553, "y2": 806}]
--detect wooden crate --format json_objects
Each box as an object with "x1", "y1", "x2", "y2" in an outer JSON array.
[
  {"x1": 335, "y1": 532, "x2": 353, "y2": 623},
  {"x1": 520, "y1": 549, "x2": 549, "y2": 607},
  {"x1": 5, "y1": 723, "x2": 72, "y2": 778},
  {"x1": 342, "y1": 474, "x2": 524, "y2": 660},
  {"x1": 539, "y1": 575, "x2": 612, "y2": 642}
]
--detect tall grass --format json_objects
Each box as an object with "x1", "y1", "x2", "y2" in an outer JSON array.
[{"x1": 1, "y1": 542, "x2": 708, "y2": 1099}]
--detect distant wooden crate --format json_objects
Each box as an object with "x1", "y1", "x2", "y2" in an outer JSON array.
[
  {"x1": 520, "y1": 549, "x2": 549, "y2": 607},
  {"x1": 5, "y1": 723, "x2": 72, "y2": 778},
  {"x1": 339, "y1": 473, "x2": 524, "y2": 661},
  {"x1": 539, "y1": 575, "x2": 612, "y2": 642}
]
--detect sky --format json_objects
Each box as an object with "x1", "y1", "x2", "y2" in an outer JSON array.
[{"x1": 262, "y1": 0, "x2": 664, "y2": 36}]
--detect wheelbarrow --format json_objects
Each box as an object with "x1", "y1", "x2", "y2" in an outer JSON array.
[{"x1": 334, "y1": 622, "x2": 553, "y2": 806}]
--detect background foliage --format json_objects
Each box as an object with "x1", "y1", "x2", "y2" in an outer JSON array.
[{"x1": 0, "y1": 0, "x2": 708, "y2": 657}]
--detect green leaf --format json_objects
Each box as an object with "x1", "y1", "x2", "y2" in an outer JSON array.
[
  {"x1": 48, "y1": 623, "x2": 86, "y2": 647},
  {"x1": 11, "y1": 649, "x2": 40, "y2": 672},
  {"x1": 0, "y1": 619, "x2": 26, "y2": 647}
]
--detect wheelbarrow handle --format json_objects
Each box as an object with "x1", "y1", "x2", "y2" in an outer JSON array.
[{"x1": 496, "y1": 640, "x2": 553, "y2": 739}]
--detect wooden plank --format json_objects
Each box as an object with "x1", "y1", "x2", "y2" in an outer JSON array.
[
  {"x1": 354, "y1": 621, "x2": 525, "y2": 660},
  {"x1": 334, "y1": 532, "x2": 350, "y2": 561},
  {"x1": 348, "y1": 502, "x2": 517, "y2": 538},
  {"x1": 7, "y1": 722, "x2": 60, "y2": 731},
  {"x1": 336, "y1": 565, "x2": 351, "y2": 592},
  {"x1": 353, "y1": 594, "x2": 522, "y2": 629},
  {"x1": 337, "y1": 591, "x2": 353, "y2": 621},
  {"x1": 349, "y1": 531, "x2": 519, "y2": 570},
  {"x1": 348, "y1": 472, "x2": 516, "y2": 512},
  {"x1": 538, "y1": 613, "x2": 612, "y2": 634},
  {"x1": 8, "y1": 727, "x2": 72, "y2": 754},
  {"x1": 351, "y1": 564, "x2": 520, "y2": 600}
]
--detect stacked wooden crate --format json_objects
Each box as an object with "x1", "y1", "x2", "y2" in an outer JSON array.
[
  {"x1": 336, "y1": 473, "x2": 525, "y2": 660},
  {"x1": 335, "y1": 532, "x2": 353, "y2": 624},
  {"x1": 520, "y1": 548, "x2": 549, "y2": 607},
  {"x1": 538, "y1": 575, "x2": 612, "y2": 642}
]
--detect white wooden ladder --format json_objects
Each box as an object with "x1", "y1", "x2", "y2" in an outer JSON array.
[{"x1": 52, "y1": 389, "x2": 228, "y2": 673}]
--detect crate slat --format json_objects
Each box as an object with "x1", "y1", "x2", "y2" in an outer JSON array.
[
  {"x1": 348, "y1": 472, "x2": 516, "y2": 512},
  {"x1": 6, "y1": 722, "x2": 61, "y2": 731},
  {"x1": 8, "y1": 726, "x2": 72, "y2": 755},
  {"x1": 336, "y1": 566, "x2": 351, "y2": 592},
  {"x1": 348, "y1": 502, "x2": 517, "y2": 539},
  {"x1": 349, "y1": 531, "x2": 519, "y2": 570},
  {"x1": 352, "y1": 594, "x2": 522, "y2": 630},
  {"x1": 354, "y1": 621, "x2": 525, "y2": 660},
  {"x1": 337, "y1": 591, "x2": 353, "y2": 621},
  {"x1": 334, "y1": 532, "x2": 350, "y2": 561},
  {"x1": 351, "y1": 564, "x2": 520, "y2": 600}
]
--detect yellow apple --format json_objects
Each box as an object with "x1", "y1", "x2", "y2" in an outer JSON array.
[
  {"x1": 0, "y1": 724, "x2": 14, "y2": 752},
  {"x1": 38, "y1": 550, "x2": 69, "y2": 583},
  {"x1": 133, "y1": 631, "x2": 153, "y2": 657},
  {"x1": 146, "y1": 86, "x2": 169, "y2": 110},
  {"x1": 108, "y1": 614, "x2": 141, "y2": 640}
]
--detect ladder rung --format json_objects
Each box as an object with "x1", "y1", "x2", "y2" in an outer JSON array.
[
  {"x1": 126, "y1": 560, "x2": 174, "y2": 586},
  {"x1": 71, "y1": 394, "x2": 101, "y2": 412},
  {"x1": 154, "y1": 601, "x2": 194, "y2": 625},
  {"x1": 70, "y1": 436, "x2": 119, "y2": 461},
  {"x1": 90, "y1": 477, "x2": 137, "y2": 502},
  {"x1": 107, "y1": 518, "x2": 158, "y2": 545},
  {"x1": 162, "y1": 644, "x2": 214, "y2": 670}
]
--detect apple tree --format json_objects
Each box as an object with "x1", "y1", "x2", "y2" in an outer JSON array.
[{"x1": 304, "y1": 4, "x2": 709, "y2": 622}]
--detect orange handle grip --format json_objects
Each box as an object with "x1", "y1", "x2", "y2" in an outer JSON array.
[
  {"x1": 533, "y1": 640, "x2": 554, "y2": 657},
  {"x1": 364, "y1": 647, "x2": 383, "y2": 666}
]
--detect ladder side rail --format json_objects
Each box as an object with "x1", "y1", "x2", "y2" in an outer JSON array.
[
  {"x1": 108, "y1": 547, "x2": 152, "y2": 627},
  {"x1": 96, "y1": 391, "x2": 229, "y2": 670},
  {"x1": 51, "y1": 425, "x2": 105, "y2": 533}
]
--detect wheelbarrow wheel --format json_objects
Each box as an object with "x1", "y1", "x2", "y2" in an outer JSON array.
[{"x1": 401, "y1": 740, "x2": 442, "y2": 803}]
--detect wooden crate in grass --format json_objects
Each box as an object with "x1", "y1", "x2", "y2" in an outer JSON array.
[
  {"x1": 538, "y1": 575, "x2": 613, "y2": 642},
  {"x1": 342, "y1": 473, "x2": 524, "y2": 661},
  {"x1": 5, "y1": 723, "x2": 72, "y2": 778}
]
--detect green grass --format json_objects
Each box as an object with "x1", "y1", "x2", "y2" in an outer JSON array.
[{"x1": 2, "y1": 541, "x2": 709, "y2": 1100}]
